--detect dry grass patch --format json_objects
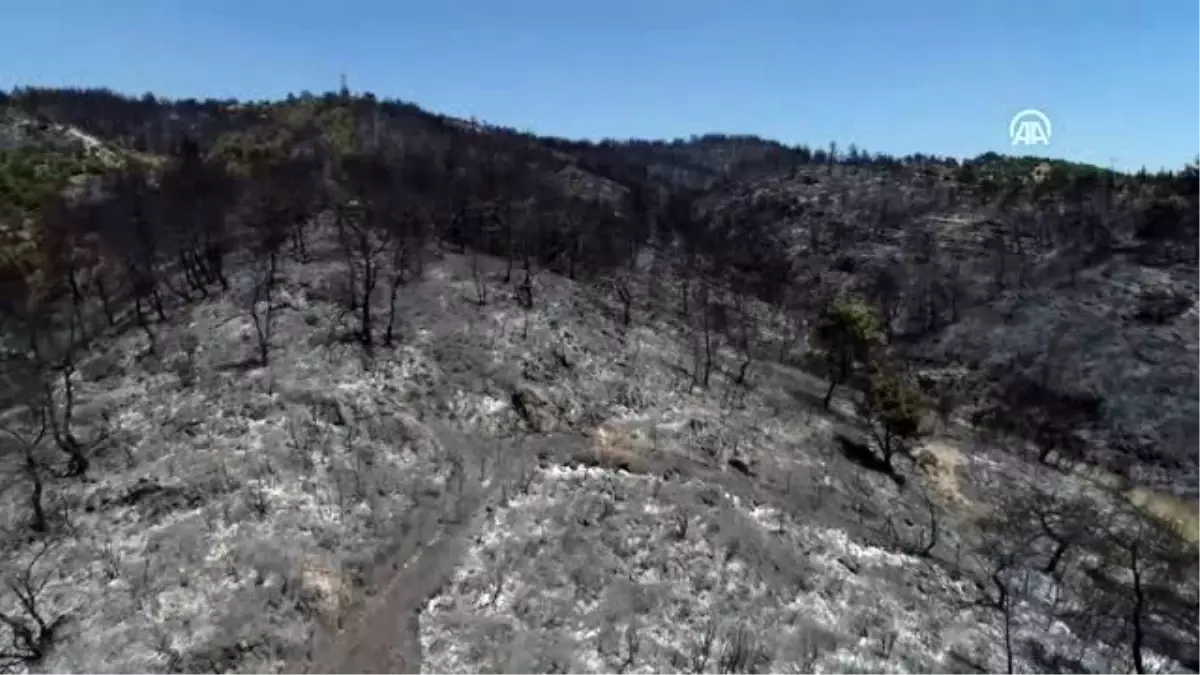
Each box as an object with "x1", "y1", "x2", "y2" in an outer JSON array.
[
  {"x1": 912, "y1": 440, "x2": 982, "y2": 518},
  {"x1": 1071, "y1": 464, "x2": 1200, "y2": 545},
  {"x1": 585, "y1": 421, "x2": 657, "y2": 473}
]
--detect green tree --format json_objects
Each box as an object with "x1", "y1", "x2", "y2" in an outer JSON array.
[
  {"x1": 813, "y1": 296, "x2": 883, "y2": 409},
  {"x1": 860, "y1": 366, "x2": 928, "y2": 471}
]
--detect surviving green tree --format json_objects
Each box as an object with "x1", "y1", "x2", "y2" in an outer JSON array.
[
  {"x1": 813, "y1": 296, "x2": 883, "y2": 409},
  {"x1": 859, "y1": 366, "x2": 928, "y2": 472}
]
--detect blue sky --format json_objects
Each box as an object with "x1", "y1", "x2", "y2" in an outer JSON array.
[{"x1": 4, "y1": 0, "x2": 1197, "y2": 171}]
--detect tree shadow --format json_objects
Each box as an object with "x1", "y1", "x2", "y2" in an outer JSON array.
[
  {"x1": 835, "y1": 432, "x2": 905, "y2": 488},
  {"x1": 215, "y1": 356, "x2": 262, "y2": 373}
]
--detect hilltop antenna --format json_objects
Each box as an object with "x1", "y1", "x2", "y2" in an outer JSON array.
[{"x1": 339, "y1": 73, "x2": 349, "y2": 98}]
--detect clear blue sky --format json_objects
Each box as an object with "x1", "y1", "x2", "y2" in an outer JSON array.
[{"x1": 4, "y1": 0, "x2": 1197, "y2": 171}]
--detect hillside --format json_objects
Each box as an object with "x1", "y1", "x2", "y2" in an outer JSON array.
[
  {"x1": 0, "y1": 87, "x2": 1196, "y2": 674},
  {"x1": 690, "y1": 161, "x2": 1199, "y2": 496}
]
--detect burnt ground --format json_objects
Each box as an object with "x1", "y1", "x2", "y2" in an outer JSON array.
[{"x1": 0, "y1": 236, "x2": 1195, "y2": 674}]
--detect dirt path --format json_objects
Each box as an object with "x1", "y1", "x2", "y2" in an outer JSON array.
[
  {"x1": 303, "y1": 435, "x2": 527, "y2": 674},
  {"x1": 311, "y1": 530, "x2": 475, "y2": 673}
]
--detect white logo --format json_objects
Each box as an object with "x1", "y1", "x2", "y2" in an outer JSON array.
[{"x1": 1009, "y1": 109, "x2": 1052, "y2": 146}]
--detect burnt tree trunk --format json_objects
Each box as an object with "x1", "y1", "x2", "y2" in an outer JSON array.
[{"x1": 384, "y1": 272, "x2": 403, "y2": 347}]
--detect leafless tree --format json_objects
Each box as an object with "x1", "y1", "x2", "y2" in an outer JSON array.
[
  {"x1": 590, "y1": 269, "x2": 637, "y2": 330},
  {"x1": 1101, "y1": 511, "x2": 1198, "y2": 674},
  {"x1": 383, "y1": 201, "x2": 427, "y2": 346},
  {"x1": 0, "y1": 539, "x2": 67, "y2": 669},
  {"x1": 1023, "y1": 486, "x2": 1096, "y2": 577},
  {"x1": 711, "y1": 298, "x2": 754, "y2": 408},
  {"x1": 242, "y1": 157, "x2": 304, "y2": 368},
  {"x1": 0, "y1": 262, "x2": 90, "y2": 479},
  {"x1": 248, "y1": 247, "x2": 280, "y2": 368},
  {"x1": 333, "y1": 150, "x2": 398, "y2": 343},
  {"x1": 1127, "y1": 532, "x2": 1149, "y2": 675},
  {"x1": 470, "y1": 250, "x2": 489, "y2": 307},
  {"x1": 866, "y1": 264, "x2": 903, "y2": 342},
  {"x1": 153, "y1": 143, "x2": 237, "y2": 301},
  {"x1": 969, "y1": 506, "x2": 1044, "y2": 675},
  {"x1": 718, "y1": 621, "x2": 767, "y2": 673},
  {"x1": 689, "y1": 279, "x2": 719, "y2": 389},
  {"x1": 688, "y1": 617, "x2": 718, "y2": 674},
  {"x1": 0, "y1": 407, "x2": 50, "y2": 534}
]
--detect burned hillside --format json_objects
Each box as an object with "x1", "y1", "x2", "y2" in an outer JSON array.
[{"x1": 0, "y1": 87, "x2": 1196, "y2": 674}]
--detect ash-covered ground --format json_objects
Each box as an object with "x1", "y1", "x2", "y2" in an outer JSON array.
[
  {"x1": 420, "y1": 461, "x2": 1188, "y2": 675},
  {"x1": 0, "y1": 240, "x2": 1195, "y2": 674}
]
